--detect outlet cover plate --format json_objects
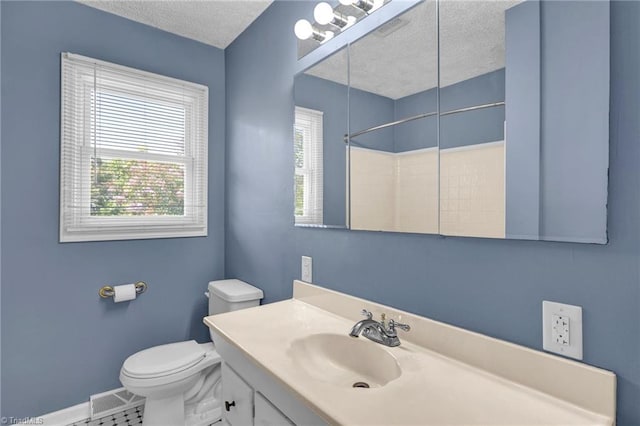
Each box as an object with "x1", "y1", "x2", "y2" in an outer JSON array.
[
  {"x1": 543, "y1": 301, "x2": 583, "y2": 360},
  {"x1": 301, "y1": 256, "x2": 312, "y2": 283}
]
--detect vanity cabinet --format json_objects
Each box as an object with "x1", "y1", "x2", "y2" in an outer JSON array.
[
  {"x1": 222, "y1": 363, "x2": 294, "y2": 426},
  {"x1": 221, "y1": 364, "x2": 254, "y2": 425},
  {"x1": 216, "y1": 334, "x2": 327, "y2": 426},
  {"x1": 254, "y1": 392, "x2": 295, "y2": 426},
  {"x1": 221, "y1": 361, "x2": 313, "y2": 426}
]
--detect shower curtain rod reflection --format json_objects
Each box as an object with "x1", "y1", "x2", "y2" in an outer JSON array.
[
  {"x1": 344, "y1": 111, "x2": 437, "y2": 142},
  {"x1": 344, "y1": 101, "x2": 505, "y2": 143}
]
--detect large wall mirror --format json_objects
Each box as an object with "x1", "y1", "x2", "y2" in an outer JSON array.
[
  {"x1": 294, "y1": 47, "x2": 349, "y2": 228},
  {"x1": 438, "y1": 1, "x2": 513, "y2": 239},
  {"x1": 348, "y1": 0, "x2": 438, "y2": 233},
  {"x1": 293, "y1": 0, "x2": 610, "y2": 244}
]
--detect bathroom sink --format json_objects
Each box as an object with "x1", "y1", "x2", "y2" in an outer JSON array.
[{"x1": 287, "y1": 333, "x2": 401, "y2": 388}]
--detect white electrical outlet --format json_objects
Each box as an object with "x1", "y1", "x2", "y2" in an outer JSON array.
[
  {"x1": 543, "y1": 301, "x2": 583, "y2": 360},
  {"x1": 301, "y1": 256, "x2": 312, "y2": 282},
  {"x1": 551, "y1": 314, "x2": 570, "y2": 346}
]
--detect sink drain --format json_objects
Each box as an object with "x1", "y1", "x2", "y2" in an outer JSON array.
[{"x1": 352, "y1": 382, "x2": 370, "y2": 389}]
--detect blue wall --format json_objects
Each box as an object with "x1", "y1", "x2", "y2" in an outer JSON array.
[
  {"x1": 505, "y1": 0, "x2": 541, "y2": 241},
  {"x1": 393, "y1": 88, "x2": 437, "y2": 152},
  {"x1": 349, "y1": 86, "x2": 395, "y2": 151},
  {"x1": 0, "y1": 0, "x2": 3, "y2": 417},
  {"x1": 439, "y1": 69, "x2": 505, "y2": 149},
  {"x1": 299, "y1": 67, "x2": 505, "y2": 155},
  {"x1": 225, "y1": 2, "x2": 639, "y2": 425},
  {"x1": 0, "y1": 1, "x2": 225, "y2": 417},
  {"x1": 296, "y1": 71, "x2": 442, "y2": 225},
  {"x1": 539, "y1": 1, "x2": 610, "y2": 244}
]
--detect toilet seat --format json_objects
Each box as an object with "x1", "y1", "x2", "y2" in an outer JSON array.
[
  {"x1": 122, "y1": 340, "x2": 208, "y2": 379},
  {"x1": 121, "y1": 341, "x2": 220, "y2": 390}
]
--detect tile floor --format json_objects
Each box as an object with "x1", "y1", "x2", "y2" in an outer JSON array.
[
  {"x1": 66, "y1": 405, "x2": 220, "y2": 426},
  {"x1": 68, "y1": 406, "x2": 143, "y2": 426}
]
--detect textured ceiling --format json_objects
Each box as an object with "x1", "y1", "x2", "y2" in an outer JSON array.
[
  {"x1": 304, "y1": 1, "x2": 436, "y2": 100},
  {"x1": 305, "y1": 0, "x2": 521, "y2": 100},
  {"x1": 78, "y1": 0, "x2": 273, "y2": 49},
  {"x1": 439, "y1": 0, "x2": 521, "y2": 87}
]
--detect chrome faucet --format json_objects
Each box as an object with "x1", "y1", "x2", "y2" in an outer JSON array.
[{"x1": 349, "y1": 309, "x2": 410, "y2": 347}]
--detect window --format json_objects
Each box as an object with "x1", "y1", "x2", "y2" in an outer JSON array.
[
  {"x1": 60, "y1": 53, "x2": 208, "y2": 242},
  {"x1": 294, "y1": 106, "x2": 323, "y2": 224}
]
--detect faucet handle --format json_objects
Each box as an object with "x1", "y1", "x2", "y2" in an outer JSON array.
[
  {"x1": 388, "y1": 319, "x2": 411, "y2": 333},
  {"x1": 360, "y1": 309, "x2": 373, "y2": 319}
]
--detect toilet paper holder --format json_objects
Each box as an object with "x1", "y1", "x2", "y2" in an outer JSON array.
[{"x1": 99, "y1": 281, "x2": 147, "y2": 299}]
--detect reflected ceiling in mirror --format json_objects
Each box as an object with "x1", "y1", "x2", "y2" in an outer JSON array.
[
  {"x1": 349, "y1": 0, "x2": 437, "y2": 100},
  {"x1": 439, "y1": 1, "x2": 521, "y2": 88}
]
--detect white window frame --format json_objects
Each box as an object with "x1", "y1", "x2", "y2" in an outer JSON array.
[
  {"x1": 294, "y1": 106, "x2": 323, "y2": 225},
  {"x1": 60, "y1": 53, "x2": 208, "y2": 242}
]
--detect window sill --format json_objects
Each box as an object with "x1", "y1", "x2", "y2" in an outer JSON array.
[{"x1": 59, "y1": 226, "x2": 207, "y2": 242}]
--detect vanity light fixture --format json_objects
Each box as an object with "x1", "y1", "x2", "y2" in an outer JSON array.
[
  {"x1": 339, "y1": 0, "x2": 384, "y2": 14},
  {"x1": 294, "y1": 19, "x2": 335, "y2": 43},
  {"x1": 314, "y1": 2, "x2": 356, "y2": 30},
  {"x1": 295, "y1": 0, "x2": 386, "y2": 44}
]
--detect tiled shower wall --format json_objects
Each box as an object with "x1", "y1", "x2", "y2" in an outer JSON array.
[
  {"x1": 440, "y1": 141, "x2": 506, "y2": 238},
  {"x1": 395, "y1": 149, "x2": 439, "y2": 234},
  {"x1": 350, "y1": 147, "x2": 438, "y2": 233},
  {"x1": 350, "y1": 147, "x2": 396, "y2": 231},
  {"x1": 351, "y1": 142, "x2": 505, "y2": 237}
]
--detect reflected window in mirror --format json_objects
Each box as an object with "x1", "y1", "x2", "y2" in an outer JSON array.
[
  {"x1": 294, "y1": 106, "x2": 324, "y2": 225},
  {"x1": 293, "y1": 46, "x2": 348, "y2": 228}
]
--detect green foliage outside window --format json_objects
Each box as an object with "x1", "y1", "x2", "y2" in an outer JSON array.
[
  {"x1": 91, "y1": 158, "x2": 185, "y2": 216},
  {"x1": 295, "y1": 174, "x2": 305, "y2": 216},
  {"x1": 294, "y1": 128, "x2": 305, "y2": 217}
]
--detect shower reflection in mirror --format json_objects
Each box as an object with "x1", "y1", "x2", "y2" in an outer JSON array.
[
  {"x1": 348, "y1": 0, "x2": 438, "y2": 234},
  {"x1": 293, "y1": 0, "x2": 609, "y2": 244},
  {"x1": 438, "y1": 0, "x2": 514, "y2": 239}
]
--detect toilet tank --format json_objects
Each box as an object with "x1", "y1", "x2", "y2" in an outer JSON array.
[{"x1": 208, "y1": 279, "x2": 264, "y2": 315}]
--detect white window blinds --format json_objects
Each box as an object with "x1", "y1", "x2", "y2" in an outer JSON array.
[
  {"x1": 294, "y1": 106, "x2": 323, "y2": 225},
  {"x1": 60, "y1": 53, "x2": 208, "y2": 242}
]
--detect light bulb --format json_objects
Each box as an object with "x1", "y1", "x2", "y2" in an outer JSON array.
[
  {"x1": 370, "y1": 0, "x2": 384, "y2": 12},
  {"x1": 339, "y1": 0, "x2": 353, "y2": 5},
  {"x1": 314, "y1": 2, "x2": 335, "y2": 25},
  {"x1": 294, "y1": 19, "x2": 313, "y2": 40}
]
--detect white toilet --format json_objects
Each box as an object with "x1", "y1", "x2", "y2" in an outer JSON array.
[{"x1": 120, "y1": 279, "x2": 264, "y2": 426}]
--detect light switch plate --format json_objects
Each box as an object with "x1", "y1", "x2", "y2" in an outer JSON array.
[
  {"x1": 543, "y1": 301, "x2": 583, "y2": 360},
  {"x1": 301, "y1": 256, "x2": 312, "y2": 283}
]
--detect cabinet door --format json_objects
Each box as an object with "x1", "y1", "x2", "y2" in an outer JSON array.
[
  {"x1": 222, "y1": 363, "x2": 254, "y2": 426},
  {"x1": 255, "y1": 392, "x2": 294, "y2": 426}
]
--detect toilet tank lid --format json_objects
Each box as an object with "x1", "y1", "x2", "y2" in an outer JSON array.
[{"x1": 208, "y1": 279, "x2": 264, "y2": 302}]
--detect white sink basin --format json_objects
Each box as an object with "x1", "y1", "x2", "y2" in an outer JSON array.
[{"x1": 287, "y1": 333, "x2": 401, "y2": 388}]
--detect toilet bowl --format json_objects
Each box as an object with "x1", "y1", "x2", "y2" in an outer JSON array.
[{"x1": 119, "y1": 280, "x2": 263, "y2": 426}]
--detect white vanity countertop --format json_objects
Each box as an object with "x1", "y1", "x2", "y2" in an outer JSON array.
[{"x1": 204, "y1": 281, "x2": 615, "y2": 426}]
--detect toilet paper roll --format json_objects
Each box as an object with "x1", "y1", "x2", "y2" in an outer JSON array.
[{"x1": 113, "y1": 283, "x2": 137, "y2": 303}]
